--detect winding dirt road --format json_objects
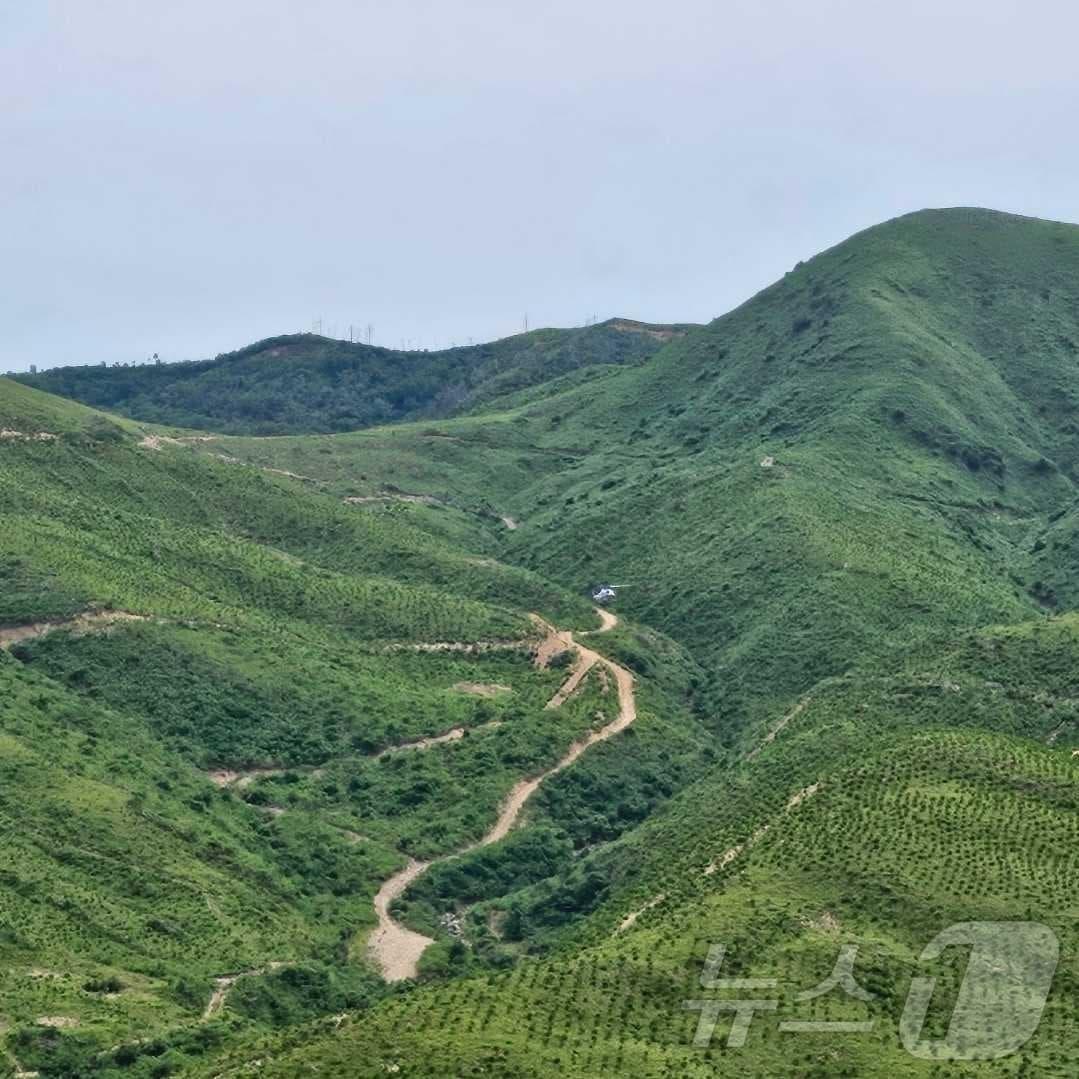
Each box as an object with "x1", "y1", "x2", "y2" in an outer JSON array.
[{"x1": 368, "y1": 608, "x2": 635, "y2": 982}]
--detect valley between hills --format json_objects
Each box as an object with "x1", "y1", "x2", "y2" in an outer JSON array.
[{"x1": 3, "y1": 207, "x2": 1079, "y2": 1077}]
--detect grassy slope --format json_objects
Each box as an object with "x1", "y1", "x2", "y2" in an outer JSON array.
[
  {"x1": 0, "y1": 379, "x2": 707, "y2": 1075},
  {"x1": 198, "y1": 209, "x2": 1079, "y2": 738},
  {"x1": 196, "y1": 617, "x2": 1079, "y2": 1078},
  {"x1": 7, "y1": 209, "x2": 1079, "y2": 1076},
  {"x1": 12, "y1": 320, "x2": 693, "y2": 435},
  {"x1": 158, "y1": 208, "x2": 1079, "y2": 1076}
]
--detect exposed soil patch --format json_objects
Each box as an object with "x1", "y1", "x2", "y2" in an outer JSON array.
[
  {"x1": 375, "y1": 728, "x2": 467, "y2": 757},
  {"x1": 786, "y1": 782, "x2": 820, "y2": 809},
  {"x1": 137, "y1": 434, "x2": 183, "y2": 450},
  {"x1": 618, "y1": 892, "x2": 667, "y2": 932},
  {"x1": 207, "y1": 767, "x2": 286, "y2": 790},
  {"x1": 608, "y1": 319, "x2": 687, "y2": 342},
  {"x1": 544, "y1": 653, "x2": 597, "y2": 709},
  {"x1": 803, "y1": 910, "x2": 841, "y2": 934},
  {"x1": 261, "y1": 466, "x2": 317, "y2": 482},
  {"x1": 383, "y1": 638, "x2": 532, "y2": 656},
  {"x1": 1, "y1": 429, "x2": 58, "y2": 442},
  {"x1": 703, "y1": 835, "x2": 758, "y2": 877},
  {"x1": 747, "y1": 694, "x2": 813, "y2": 759},
  {"x1": 452, "y1": 682, "x2": 511, "y2": 698},
  {"x1": 701, "y1": 783, "x2": 821, "y2": 876},
  {"x1": 202, "y1": 963, "x2": 287, "y2": 1020},
  {"x1": 344, "y1": 493, "x2": 441, "y2": 506},
  {"x1": 531, "y1": 616, "x2": 573, "y2": 668},
  {"x1": 0, "y1": 611, "x2": 147, "y2": 650}
]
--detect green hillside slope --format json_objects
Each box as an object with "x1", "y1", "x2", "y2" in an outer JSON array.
[
  {"x1": 0, "y1": 379, "x2": 708, "y2": 1076},
  {"x1": 191, "y1": 617, "x2": 1079, "y2": 1078},
  {"x1": 5, "y1": 208, "x2": 1079, "y2": 1078},
  {"x1": 196, "y1": 209, "x2": 1079, "y2": 737},
  {"x1": 12, "y1": 319, "x2": 692, "y2": 435}
]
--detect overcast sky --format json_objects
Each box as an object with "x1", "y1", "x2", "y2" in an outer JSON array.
[{"x1": 3, "y1": 1, "x2": 1079, "y2": 372}]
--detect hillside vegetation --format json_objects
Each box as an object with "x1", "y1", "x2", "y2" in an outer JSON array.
[
  {"x1": 197, "y1": 617, "x2": 1079, "y2": 1078},
  {"x1": 4, "y1": 208, "x2": 1079, "y2": 1077},
  {"x1": 13, "y1": 319, "x2": 691, "y2": 435},
  {"x1": 200, "y1": 209, "x2": 1079, "y2": 736},
  {"x1": 0, "y1": 378, "x2": 707, "y2": 1076}
]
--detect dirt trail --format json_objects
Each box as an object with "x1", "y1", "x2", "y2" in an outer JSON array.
[
  {"x1": 139, "y1": 432, "x2": 319, "y2": 483},
  {"x1": 618, "y1": 891, "x2": 667, "y2": 932},
  {"x1": 202, "y1": 963, "x2": 286, "y2": 1020},
  {"x1": 368, "y1": 608, "x2": 633, "y2": 982},
  {"x1": 209, "y1": 718, "x2": 509, "y2": 792},
  {"x1": 139, "y1": 433, "x2": 217, "y2": 451},
  {"x1": 373, "y1": 721, "x2": 502, "y2": 759},
  {"x1": 544, "y1": 650, "x2": 598, "y2": 709},
  {"x1": 701, "y1": 782, "x2": 821, "y2": 878},
  {"x1": 0, "y1": 611, "x2": 147, "y2": 649},
  {"x1": 1, "y1": 428, "x2": 58, "y2": 442},
  {"x1": 344, "y1": 493, "x2": 441, "y2": 507},
  {"x1": 368, "y1": 859, "x2": 439, "y2": 983},
  {"x1": 138, "y1": 433, "x2": 183, "y2": 450},
  {"x1": 747, "y1": 693, "x2": 813, "y2": 760},
  {"x1": 382, "y1": 638, "x2": 531, "y2": 656},
  {"x1": 207, "y1": 767, "x2": 287, "y2": 790}
]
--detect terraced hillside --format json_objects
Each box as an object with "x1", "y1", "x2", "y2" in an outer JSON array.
[
  {"x1": 197, "y1": 618, "x2": 1079, "y2": 1077},
  {"x1": 5, "y1": 208, "x2": 1079, "y2": 1077},
  {"x1": 0, "y1": 378, "x2": 708, "y2": 1077}
]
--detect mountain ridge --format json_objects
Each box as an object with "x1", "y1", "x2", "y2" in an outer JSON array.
[{"x1": 12, "y1": 317, "x2": 696, "y2": 436}]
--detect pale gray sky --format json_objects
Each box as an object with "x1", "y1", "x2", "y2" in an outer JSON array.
[{"x1": 3, "y1": 0, "x2": 1079, "y2": 371}]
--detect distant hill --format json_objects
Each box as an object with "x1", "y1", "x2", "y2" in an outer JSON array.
[{"x1": 13, "y1": 318, "x2": 694, "y2": 435}]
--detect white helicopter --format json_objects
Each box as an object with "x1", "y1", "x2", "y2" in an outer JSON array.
[{"x1": 591, "y1": 584, "x2": 626, "y2": 605}]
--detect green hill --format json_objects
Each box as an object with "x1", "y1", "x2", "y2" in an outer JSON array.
[
  {"x1": 4, "y1": 208, "x2": 1079, "y2": 1077},
  {"x1": 180, "y1": 209, "x2": 1079, "y2": 733},
  {"x1": 0, "y1": 378, "x2": 707, "y2": 1076},
  {"x1": 12, "y1": 319, "x2": 693, "y2": 435}
]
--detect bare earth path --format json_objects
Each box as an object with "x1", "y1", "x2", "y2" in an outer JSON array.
[
  {"x1": 202, "y1": 963, "x2": 287, "y2": 1020},
  {"x1": 0, "y1": 610, "x2": 147, "y2": 649},
  {"x1": 368, "y1": 608, "x2": 634, "y2": 982}
]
